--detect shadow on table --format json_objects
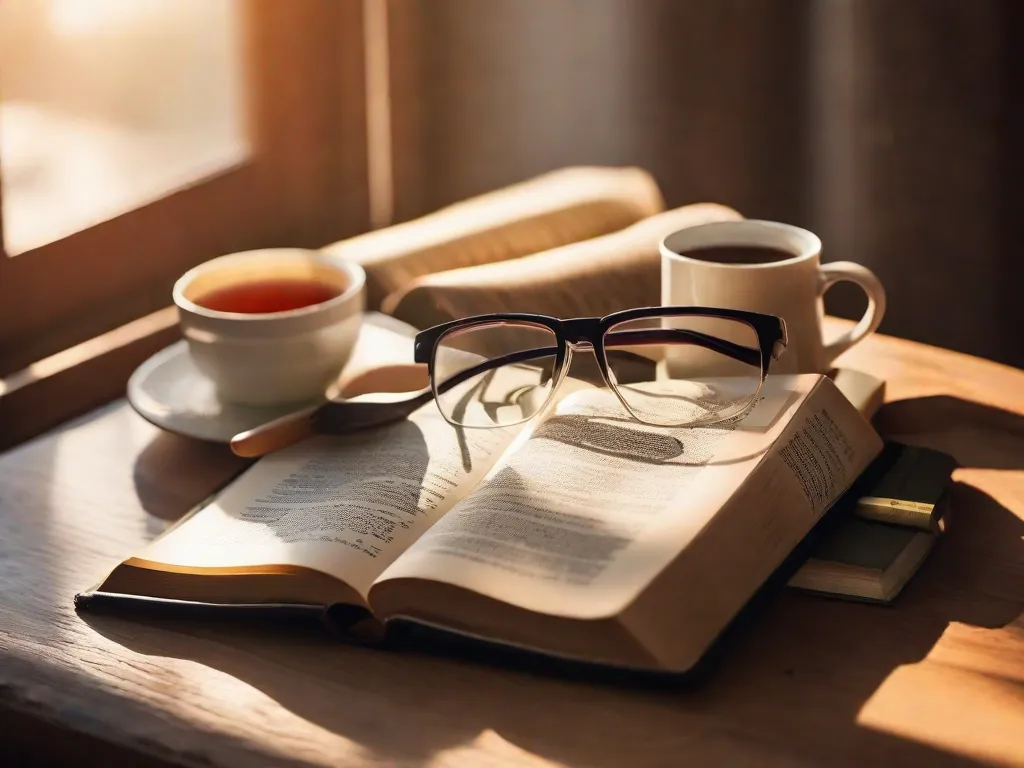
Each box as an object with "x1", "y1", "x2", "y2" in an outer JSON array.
[
  {"x1": 82, "y1": 394, "x2": 1024, "y2": 767},
  {"x1": 132, "y1": 430, "x2": 250, "y2": 521},
  {"x1": 873, "y1": 394, "x2": 1024, "y2": 470}
]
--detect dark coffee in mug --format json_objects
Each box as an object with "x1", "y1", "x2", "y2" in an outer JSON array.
[
  {"x1": 681, "y1": 245, "x2": 794, "y2": 266},
  {"x1": 660, "y1": 219, "x2": 887, "y2": 375}
]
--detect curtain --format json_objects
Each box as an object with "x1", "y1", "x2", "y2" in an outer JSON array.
[{"x1": 390, "y1": 0, "x2": 1023, "y2": 367}]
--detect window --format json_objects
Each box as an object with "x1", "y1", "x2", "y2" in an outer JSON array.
[{"x1": 0, "y1": 0, "x2": 370, "y2": 375}]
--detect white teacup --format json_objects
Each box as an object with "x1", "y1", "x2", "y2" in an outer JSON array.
[
  {"x1": 173, "y1": 248, "x2": 365, "y2": 406},
  {"x1": 661, "y1": 220, "x2": 886, "y2": 375}
]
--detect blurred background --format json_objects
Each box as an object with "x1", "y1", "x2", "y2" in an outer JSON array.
[{"x1": 1, "y1": 0, "x2": 1021, "y2": 372}]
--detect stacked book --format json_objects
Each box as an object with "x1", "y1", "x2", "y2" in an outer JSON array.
[{"x1": 788, "y1": 441, "x2": 958, "y2": 603}]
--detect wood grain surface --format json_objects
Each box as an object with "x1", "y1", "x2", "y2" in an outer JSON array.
[{"x1": 1, "y1": 318, "x2": 1022, "y2": 767}]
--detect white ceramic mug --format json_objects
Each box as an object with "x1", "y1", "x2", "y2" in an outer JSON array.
[
  {"x1": 660, "y1": 220, "x2": 886, "y2": 374},
  {"x1": 173, "y1": 248, "x2": 365, "y2": 406}
]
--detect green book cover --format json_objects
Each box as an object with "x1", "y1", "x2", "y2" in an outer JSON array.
[{"x1": 854, "y1": 442, "x2": 957, "y2": 530}]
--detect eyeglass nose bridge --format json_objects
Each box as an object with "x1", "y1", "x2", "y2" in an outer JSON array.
[
  {"x1": 560, "y1": 317, "x2": 602, "y2": 345},
  {"x1": 566, "y1": 339, "x2": 593, "y2": 353}
]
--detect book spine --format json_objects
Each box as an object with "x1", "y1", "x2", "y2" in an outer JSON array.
[{"x1": 855, "y1": 496, "x2": 936, "y2": 529}]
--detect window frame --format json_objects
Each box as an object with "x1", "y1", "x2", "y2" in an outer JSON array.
[{"x1": 0, "y1": 0, "x2": 371, "y2": 376}]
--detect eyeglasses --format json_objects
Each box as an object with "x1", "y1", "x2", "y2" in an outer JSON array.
[{"x1": 413, "y1": 306, "x2": 788, "y2": 429}]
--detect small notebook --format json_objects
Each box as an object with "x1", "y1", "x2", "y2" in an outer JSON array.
[{"x1": 786, "y1": 498, "x2": 946, "y2": 603}]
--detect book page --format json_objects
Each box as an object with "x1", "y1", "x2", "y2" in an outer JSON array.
[
  {"x1": 134, "y1": 402, "x2": 519, "y2": 601},
  {"x1": 372, "y1": 376, "x2": 821, "y2": 618},
  {"x1": 324, "y1": 166, "x2": 665, "y2": 310}
]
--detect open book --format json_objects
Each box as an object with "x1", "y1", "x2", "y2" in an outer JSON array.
[
  {"x1": 382, "y1": 202, "x2": 741, "y2": 329},
  {"x1": 80, "y1": 373, "x2": 882, "y2": 674}
]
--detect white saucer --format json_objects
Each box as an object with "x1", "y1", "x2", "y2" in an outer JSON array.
[
  {"x1": 127, "y1": 341, "x2": 323, "y2": 443},
  {"x1": 127, "y1": 313, "x2": 420, "y2": 443}
]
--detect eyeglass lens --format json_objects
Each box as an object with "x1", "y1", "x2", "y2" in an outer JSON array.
[
  {"x1": 602, "y1": 314, "x2": 764, "y2": 427},
  {"x1": 433, "y1": 321, "x2": 560, "y2": 428}
]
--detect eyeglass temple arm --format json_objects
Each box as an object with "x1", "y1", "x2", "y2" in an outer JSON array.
[
  {"x1": 603, "y1": 328, "x2": 762, "y2": 367},
  {"x1": 432, "y1": 329, "x2": 760, "y2": 394},
  {"x1": 433, "y1": 346, "x2": 562, "y2": 396}
]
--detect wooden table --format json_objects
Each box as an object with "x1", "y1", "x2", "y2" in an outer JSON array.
[{"x1": 2, "y1": 319, "x2": 1023, "y2": 767}]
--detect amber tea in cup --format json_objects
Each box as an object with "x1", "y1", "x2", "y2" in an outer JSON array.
[{"x1": 194, "y1": 277, "x2": 343, "y2": 314}]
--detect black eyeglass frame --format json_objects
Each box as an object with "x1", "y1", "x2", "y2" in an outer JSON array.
[{"x1": 413, "y1": 305, "x2": 788, "y2": 428}]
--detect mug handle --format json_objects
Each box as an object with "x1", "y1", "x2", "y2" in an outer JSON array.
[{"x1": 818, "y1": 261, "x2": 887, "y2": 367}]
